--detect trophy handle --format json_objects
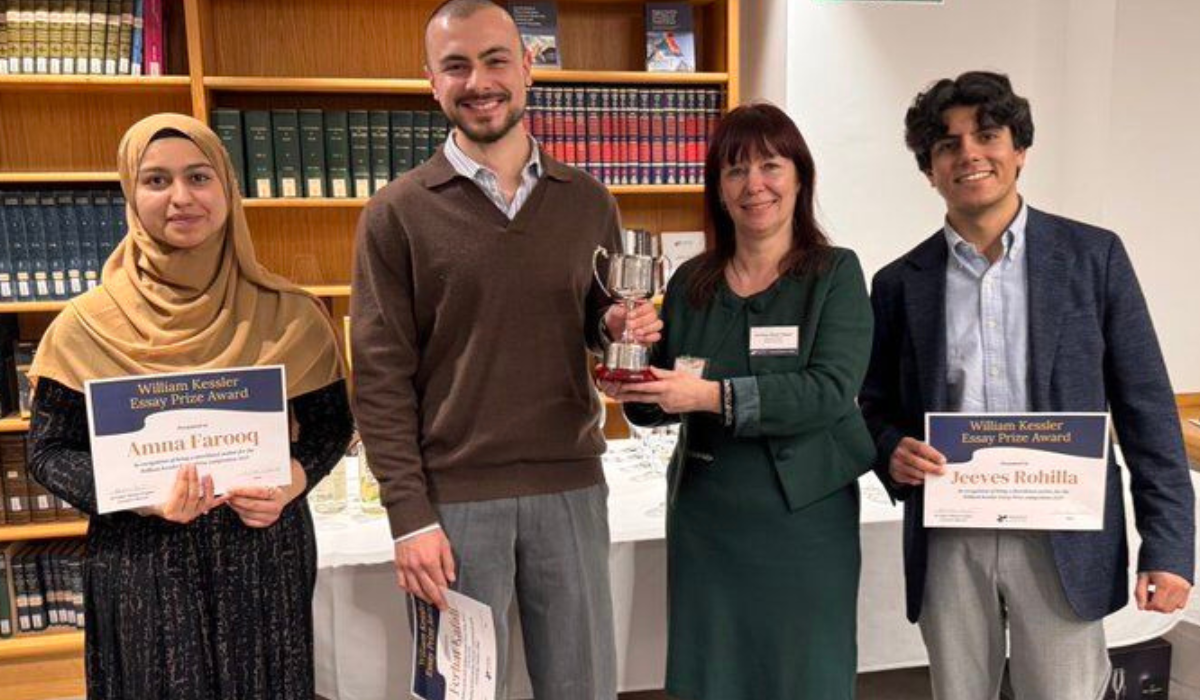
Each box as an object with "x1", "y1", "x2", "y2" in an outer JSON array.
[
  {"x1": 655, "y1": 255, "x2": 673, "y2": 294},
  {"x1": 592, "y1": 246, "x2": 612, "y2": 298}
]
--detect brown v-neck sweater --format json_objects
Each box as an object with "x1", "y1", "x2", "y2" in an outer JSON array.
[{"x1": 350, "y1": 148, "x2": 621, "y2": 537}]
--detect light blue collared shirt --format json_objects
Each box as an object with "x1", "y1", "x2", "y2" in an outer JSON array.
[
  {"x1": 943, "y1": 203, "x2": 1030, "y2": 413},
  {"x1": 443, "y1": 130, "x2": 542, "y2": 220}
]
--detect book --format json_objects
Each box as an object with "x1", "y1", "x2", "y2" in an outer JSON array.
[
  {"x1": 368, "y1": 110, "x2": 391, "y2": 193},
  {"x1": 411, "y1": 111, "x2": 431, "y2": 167},
  {"x1": 298, "y1": 109, "x2": 326, "y2": 198},
  {"x1": 14, "y1": 340, "x2": 37, "y2": 419},
  {"x1": 510, "y1": 1, "x2": 559, "y2": 69},
  {"x1": 2, "y1": 191, "x2": 31, "y2": 301},
  {"x1": 56, "y1": 191, "x2": 84, "y2": 296},
  {"x1": 659, "y1": 231, "x2": 705, "y2": 282},
  {"x1": 0, "y1": 199, "x2": 13, "y2": 302},
  {"x1": 645, "y1": 2, "x2": 694, "y2": 73},
  {"x1": 46, "y1": 0, "x2": 61, "y2": 74},
  {"x1": 271, "y1": 109, "x2": 302, "y2": 198},
  {"x1": 0, "y1": 0, "x2": 8, "y2": 76},
  {"x1": 323, "y1": 111, "x2": 350, "y2": 198},
  {"x1": 128, "y1": 0, "x2": 140, "y2": 74},
  {"x1": 20, "y1": 192, "x2": 50, "y2": 300},
  {"x1": 3, "y1": 0, "x2": 14, "y2": 74},
  {"x1": 244, "y1": 110, "x2": 275, "y2": 198},
  {"x1": 141, "y1": 0, "x2": 159, "y2": 75},
  {"x1": 86, "y1": 0, "x2": 104, "y2": 74},
  {"x1": 115, "y1": 0, "x2": 129, "y2": 73},
  {"x1": 388, "y1": 110, "x2": 414, "y2": 178},
  {"x1": 210, "y1": 108, "x2": 247, "y2": 197},
  {"x1": 347, "y1": 110, "x2": 370, "y2": 198},
  {"x1": 38, "y1": 190, "x2": 67, "y2": 299},
  {"x1": 0, "y1": 552, "x2": 12, "y2": 637},
  {"x1": 19, "y1": 0, "x2": 33, "y2": 74},
  {"x1": 73, "y1": 190, "x2": 99, "y2": 289},
  {"x1": 60, "y1": 0, "x2": 75, "y2": 73},
  {"x1": 72, "y1": 0, "x2": 88, "y2": 74},
  {"x1": 103, "y1": 0, "x2": 119, "y2": 75},
  {"x1": 107, "y1": 192, "x2": 126, "y2": 258},
  {"x1": 32, "y1": 0, "x2": 48, "y2": 74},
  {"x1": 1, "y1": 434, "x2": 31, "y2": 523},
  {"x1": 429, "y1": 112, "x2": 449, "y2": 156}
]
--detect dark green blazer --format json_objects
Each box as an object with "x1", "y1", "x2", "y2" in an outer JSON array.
[{"x1": 626, "y1": 246, "x2": 877, "y2": 511}]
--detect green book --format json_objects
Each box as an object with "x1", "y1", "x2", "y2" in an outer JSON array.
[
  {"x1": 430, "y1": 112, "x2": 449, "y2": 155},
  {"x1": 368, "y1": 109, "x2": 390, "y2": 193},
  {"x1": 271, "y1": 109, "x2": 302, "y2": 198},
  {"x1": 347, "y1": 110, "x2": 370, "y2": 198},
  {"x1": 0, "y1": 552, "x2": 12, "y2": 638},
  {"x1": 243, "y1": 110, "x2": 275, "y2": 198},
  {"x1": 412, "y1": 111, "x2": 432, "y2": 166},
  {"x1": 324, "y1": 110, "x2": 350, "y2": 198},
  {"x1": 390, "y1": 110, "x2": 414, "y2": 176},
  {"x1": 298, "y1": 109, "x2": 326, "y2": 198},
  {"x1": 210, "y1": 109, "x2": 247, "y2": 197}
]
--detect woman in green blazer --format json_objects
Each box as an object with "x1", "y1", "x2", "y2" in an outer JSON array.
[{"x1": 608, "y1": 103, "x2": 876, "y2": 700}]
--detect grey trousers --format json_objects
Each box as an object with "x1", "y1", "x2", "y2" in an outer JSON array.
[
  {"x1": 436, "y1": 483, "x2": 617, "y2": 700},
  {"x1": 919, "y1": 529, "x2": 1110, "y2": 700}
]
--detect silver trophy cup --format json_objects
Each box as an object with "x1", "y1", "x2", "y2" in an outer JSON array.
[{"x1": 592, "y1": 229, "x2": 670, "y2": 382}]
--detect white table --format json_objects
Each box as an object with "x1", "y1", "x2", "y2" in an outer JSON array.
[{"x1": 311, "y1": 443, "x2": 1192, "y2": 699}]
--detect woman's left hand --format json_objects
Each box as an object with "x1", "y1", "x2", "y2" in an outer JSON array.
[
  {"x1": 226, "y1": 459, "x2": 308, "y2": 528},
  {"x1": 610, "y1": 367, "x2": 720, "y2": 414}
]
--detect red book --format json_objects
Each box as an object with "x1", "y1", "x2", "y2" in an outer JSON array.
[
  {"x1": 650, "y1": 90, "x2": 666, "y2": 185},
  {"x1": 637, "y1": 89, "x2": 652, "y2": 185},
  {"x1": 572, "y1": 87, "x2": 587, "y2": 169},
  {"x1": 586, "y1": 89, "x2": 602, "y2": 181},
  {"x1": 143, "y1": 0, "x2": 163, "y2": 76},
  {"x1": 599, "y1": 88, "x2": 614, "y2": 185},
  {"x1": 664, "y1": 89, "x2": 679, "y2": 185}
]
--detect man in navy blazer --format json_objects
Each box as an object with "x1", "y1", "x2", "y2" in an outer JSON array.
[{"x1": 861, "y1": 71, "x2": 1194, "y2": 699}]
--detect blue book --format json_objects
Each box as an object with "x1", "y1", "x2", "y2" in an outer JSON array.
[
  {"x1": 20, "y1": 192, "x2": 50, "y2": 301},
  {"x1": 0, "y1": 196, "x2": 13, "y2": 302},
  {"x1": 2, "y1": 192, "x2": 32, "y2": 301},
  {"x1": 109, "y1": 193, "x2": 127, "y2": 255},
  {"x1": 511, "y1": 2, "x2": 560, "y2": 69},
  {"x1": 56, "y1": 191, "x2": 84, "y2": 297},
  {"x1": 130, "y1": 0, "x2": 144, "y2": 76},
  {"x1": 73, "y1": 191, "x2": 101, "y2": 290},
  {"x1": 91, "y1": 191, "x2": 114, "y2": 265},
  {"x1": 38, "y1": 192, "x2": 69, "y2": 300}
]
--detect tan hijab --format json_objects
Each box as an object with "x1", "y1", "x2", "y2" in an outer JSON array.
[{"x1": 30, "y1": 113, "x2": 344, "y2": 398}]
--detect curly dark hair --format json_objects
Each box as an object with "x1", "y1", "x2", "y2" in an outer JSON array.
[
  {"x1": 687, "y1": 103, "x2": 831, "y2": 308},
  {"x1": 904, "y1": 71, "x2": 1034, "y2": 173}
]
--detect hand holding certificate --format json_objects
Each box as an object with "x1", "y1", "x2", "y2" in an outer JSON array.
[
  {"x1": 923, "y1": 413, "x2": 1111, "y2": 530},
  {"x1": 411, "y1": 590, "x2": 497, "y2": 700},
  {"x1": 86, "y1": 366, "x2": 292, "y2": 515}
]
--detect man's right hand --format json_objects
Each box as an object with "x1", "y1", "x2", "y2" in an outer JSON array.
[
  {"x1": 888, "y1": 437, "x2": 947, "y2": 486},
  {"x1": 394, "y1": 527, "x2": 456, "y2": 610}
]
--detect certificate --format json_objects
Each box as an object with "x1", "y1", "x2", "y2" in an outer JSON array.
[
  {"x1": 411, "y1": 590, "x2": 497, "y2": 700},
  {"x1": 923, "y1": 412, "x2": 1111, "y2": 530},
  {"x1": 85, "y1": 366, "x2": 291, "y2": 514}
]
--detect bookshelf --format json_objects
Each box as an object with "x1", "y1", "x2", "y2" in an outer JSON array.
[{"x1": 0, "y1": 0, "x2": 739, "y2": 695}]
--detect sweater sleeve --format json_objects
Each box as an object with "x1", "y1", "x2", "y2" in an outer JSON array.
[
  {"x1": 350, "y1": 198, "x2": 438, "y2": 538},
  {"x1": 27, "y1": 377, "x2": 100, "y2": 516}
]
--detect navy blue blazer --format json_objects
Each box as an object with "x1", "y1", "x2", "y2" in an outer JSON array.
[{"x1": 860, "y1": 207, "x2": 1195, "y2": 623}]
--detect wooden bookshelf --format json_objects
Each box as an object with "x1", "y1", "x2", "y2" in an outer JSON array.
[
  {"x1": 0, "y1": 521, "x2": 89, "y2": 543},
  {"x1": 0, "y1": 0, "x2": 739, "y2": 693},
  {"x1": 1181, "y1": 394, "x2": 1200, "y2": 468}
]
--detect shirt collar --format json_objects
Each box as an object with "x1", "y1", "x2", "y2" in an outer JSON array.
[
  {"x1": 444, "y1": 129, "x2": 542, "y2": 182},
  {"x1": 942, "y1": 200, "x2": 1028, "y2": 264}
]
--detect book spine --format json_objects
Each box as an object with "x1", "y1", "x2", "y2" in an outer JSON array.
[
  {"x1": 87, "y1": 0, "x2": 103, "y2": 74},
  {"x1": 664, "y1": 89, "x2": 679, "y2": 185},
  {"x1": 600, "y1": 88, "x2": 615, "y2": 185},
  {"x1": 2, "y1": 435, "x2": 32, "y2": 523},
  {"x1": 298, "y1": 109, "x2": 326, "y2": 198},
  {"x1": 108, "y1": 193, "x2": 125, "y2": 259},
  {"x1": 72, "y1": 0, "x2": 87, "y2": 73},
  {"x1": 141, "y1": 0, "x2": 158, "y2": 75},
  {"x1": 367, "y1": 109, "x2": 390, "y2": 194},
  {"x1": 59, "y1": 0, "x2": 74, "y2": 73},
  {"x1": 11, "y1": 551, "x2": 30, "y2": 630},
  {"x1": 0, "y1": 552, "x2": 11, "y2": 638},
  {"x1": 347, "y1": 110, "x2": 370, "y2": 198},
  {"x1": 0, "y1": 474, "x2": 6, "y2": 525},
  {"x1": 70, "y1": 542, "x2": 83, "y2": 628},
  {"x1": 103, "y1": 0, "x2": 119, "y2": 75},
  {"x1": 3, "y1": 0, "x2": 15, "y2": 73},
  {"x1": 323, "y1": 110, "x2": 350, "y2": 199},
  {"x1": 210, "y1": 109, "x2": 247, "y2": 197},
  {"x1": 0, "y1": 199, "x2": 13, "y2": 302},
  {"x1": 528, "y1": 87, "x2": 545, "y2": 149},
  {"x1": 0, "y1": 0, "x2": 8, "y2": 75},
  {"x1": 115, "y1": 0, "x2": 128, "y2": 73},
  {"x1": 20, "y1": 192, "x2": 49, "y2": 300},
  {"x1": 586, "y1": 88, "x2": 601, "y2": 180},
  {"x1": 572, "y1": 87, "x2": 586, "y2": 168},
  {"x1": 243, "y1": 110, "x2": 275, "y2": 198},
  {"x1": 26, "y1": 545, "x2": 45, "y2": 630},
  {"x1": 72, "y1": 191, "x2": 97, "y2": 289},
  {"x1": 127, "y1": 0, "x2": 139, "y2": 74},
  {"x1": 389, "y1": 110, "x2": 413, "y2": 178},
  {"x1": 429, "y1": 112, "x2": 449, "y2": 158},
  {"x1": 32, "y1": 0, "x2": 47, "y2": 73},
  {"x1": 650, "y1": 90, "x2": 666, "y2": 185},
  {"x1": 2, "y1": 193, "x2": 31, "y2": 300},
  {"x1": 410, "y1": 111, "x2": 431, "y2": 168},
  {"x1": 18, "y1": 0, "x2": 33, "y2": 74},
  {"x1": 56, "y1": 191, "x2": 83, "y2": 295},
  {"x1": 271, "y1": 110, "x2": 302, "y2": 198},
  {"x1": 47, "y1": 0, "x2": 61, "y2": 74},
  {"x1": 38, "y1": 191, "x2": 67, "y2": 299}
]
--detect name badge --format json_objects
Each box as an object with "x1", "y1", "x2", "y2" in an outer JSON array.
[
  {"x1": 674, "y1": 356, "x2": 708, "y2": 378},
  {"x1": 750, "y1": 326, "x2": 799, "y2": 356}
]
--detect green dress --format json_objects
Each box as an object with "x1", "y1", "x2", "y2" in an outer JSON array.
[{"x1": 626, "y1": 248, "x2": 877, "y2": 700}]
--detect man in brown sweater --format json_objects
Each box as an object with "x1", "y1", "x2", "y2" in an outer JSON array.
[{"x1": 350, "y1": 1, "x2": 660, "y2": 697}]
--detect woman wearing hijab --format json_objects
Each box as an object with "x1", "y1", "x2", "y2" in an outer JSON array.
[{"x1": 26, "y1": 113, "x2": 354, "y2": 699}]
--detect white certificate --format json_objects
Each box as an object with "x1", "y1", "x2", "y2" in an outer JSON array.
[
  {"x1": 85, "y1": 366, "x2": 291, "y2": 514},
  {"x1": 411, "y1": 590, "x2": 497, "y2": 700},
  {"x1": 923, "y1": 412, "x2": 1111, "y2": 530}
]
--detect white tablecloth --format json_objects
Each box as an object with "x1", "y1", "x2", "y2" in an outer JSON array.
[{"x1": 312, "y1": 444, "x2": 1193, "y2": 699}]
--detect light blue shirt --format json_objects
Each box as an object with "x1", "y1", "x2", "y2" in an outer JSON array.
[
  {"x1": 943, "y1": 203, "x2": 1030, "y2": 413},
  {"x1": 443, "y1": 130, "x2": 542, "y2": 220}
]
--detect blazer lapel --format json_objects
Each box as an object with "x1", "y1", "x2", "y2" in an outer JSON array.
[
  {"x1": 903, "y1": 233, "x2": 950, "y2": 413},
  {"x1": 1025, "y1": 208, "x2": 1067, "y2": 410}
]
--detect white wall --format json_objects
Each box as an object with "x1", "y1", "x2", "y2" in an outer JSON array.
[{"x1": 742, "y1": 0, "x2": 1198, "y2": 392}]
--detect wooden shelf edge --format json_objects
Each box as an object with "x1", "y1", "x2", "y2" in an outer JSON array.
[
  {"x1": 205, "y1": 76, "x2": 432, "y2": 94},
  {"x1": 242, "y1": 185, "x2": 701, "y2": 209},
  {"x1": 0, "y1": 414, "x2": 30, "y2": 432},
  {"x1": 0, "y1": 631, "x2": 85, "y2": 661},
  {"x1": 533, "y1": 70, "x2": 730, "y2": 85},
  {"x1": 0, "y1": 75, "x2": 190, "y2": 91},
  {"x1": 0, "y1": 171, "x2": 120, "y2": 184},
  {"x1": 0, "y1": 520, "x2": 88, "y2": 543}
]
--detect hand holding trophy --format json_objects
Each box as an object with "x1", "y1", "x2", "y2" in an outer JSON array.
[{"x1": 593, "y1": 229, "x2": 670, "y2": 383}]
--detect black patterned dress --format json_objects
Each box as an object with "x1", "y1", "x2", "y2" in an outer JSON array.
[{"x1": 27, "y1": 377, "x2": 354, "y2": 700}]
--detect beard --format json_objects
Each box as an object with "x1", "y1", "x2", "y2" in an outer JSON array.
[{"x1": 448, "y1": 96, "x2": 526, "y2": 145}]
